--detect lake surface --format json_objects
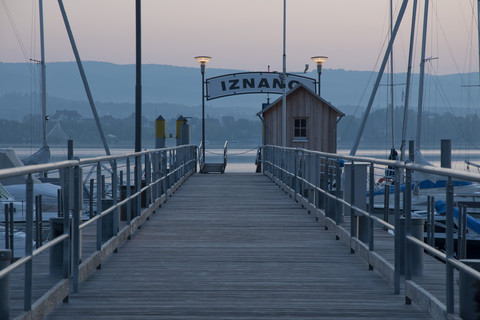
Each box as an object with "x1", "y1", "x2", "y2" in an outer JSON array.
[{"x1": 7, "y1": 146, "x2": 480, "y2": 174}]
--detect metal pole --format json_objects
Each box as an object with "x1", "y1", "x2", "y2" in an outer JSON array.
[
  {"x1": 405, "y1": 144, "x2": 413, "y2": 305},
  {"x1": 96, "y1": 163, "x2": 102, "y2": 252},
  {"x1": 39, "y1": 0, "x2": 47, "y2": 148},
  {"x1": 135, "y1": 0, "x2": 142, "y2": 152},
  {"x1": 350, "y1": 0, "x2": 410, "y2": 156},
  {"x1": 24, "y1": 174, "x2": 34, "y2": 311},
  {"x1": 89, "y1": 179, "x2": 94, "y2": 219},
  {"x1": 202, "y1": 67, "x2": 206, "y2": 168},
  {"x1": 282, "y1": 0, "x2": 287, "y2": 147},
  {"x1": 72, "y1": 165, "x2": 80, "y2": 293},
  {"x1": 394, "y1": 166, "x2": 401, "y2": 294},
  {"x1": 350, "y1": 162, "x2": 356, "y2": 252},
  {"x1": 441, "y1": 139, "x2": 452, "y2": 169},
  {"x1": 112, "y1": 160, "x2": 118, "y2": 235},
  {"x1": 4, "y1": 204, "x2": 8, "y2": 250},
  {"x1": 400, "y1": 0, "x2": 418, "y2": 161},
  {"x1": 443, "y1": 139, "x2": 454, "y2": 313},
  {"x1": 405, "y1": 165, "x2": 413, "y2": 304},
  {"x1": 389, "y1": 0, "x2": 395, "y2": 148},
  {"x1": 126, "y1": 157, "x2": 132, "y2": 224},
  {"x1": 0, "y1": 249, "x2": 11, "y2": 319},
  {"x1": 35, "y1": 196, "x2": 40, "y2": 248},
  {"x1": 368, "y1": 163, "x2": 374, "y2": 266},
  {"x1": 478, "y1": 0, "x2": 480, "y2": 87},
  {"x1": 9, "y1": 204, "x2": 13, "y2": 257},
  {"x1": 57, "y1": 0, "x2": 110, "y2": 156},
  {"x1": 415, "y1": 0, "x2": 429, "y2": 150},
  {"x1": 446, "y1": 177, "x2": 454, "y2": 313},
  {"x1": 67, "y1": 139, "x2": 73, "y2": 160},
  {"x1": 62, "y1": 169, "x2": 70, "y2": 279}
]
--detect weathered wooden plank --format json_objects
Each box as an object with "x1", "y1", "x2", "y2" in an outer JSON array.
[{"x1": 44, "y1": 173, "x2": 431, "y2": 319}]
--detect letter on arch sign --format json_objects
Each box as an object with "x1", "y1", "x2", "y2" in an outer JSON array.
[{"x1": 205, "y1": 72, "x2": 316, "y2": 100}]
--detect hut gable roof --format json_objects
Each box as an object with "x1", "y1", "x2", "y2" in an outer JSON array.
[{"x1": 257, "y1": 84, "x2": 344, "y2": 117}]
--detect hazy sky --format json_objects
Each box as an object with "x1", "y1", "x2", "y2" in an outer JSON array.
[{"x1": 1, "y1": 1, "x2": 478, "y2": 75}]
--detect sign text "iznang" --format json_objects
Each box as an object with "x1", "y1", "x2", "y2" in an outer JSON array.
[{"x1": 206, "y1": 72, "x2": 316, "y2": 100}]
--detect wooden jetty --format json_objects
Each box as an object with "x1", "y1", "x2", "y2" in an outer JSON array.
[{"x1": 43, "y1": 173, "x2": 431, "y2": 319}]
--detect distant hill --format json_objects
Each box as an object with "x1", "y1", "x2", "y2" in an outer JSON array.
[{"x1": 0, "y1": 61, "x2": 477, "y2": 120}]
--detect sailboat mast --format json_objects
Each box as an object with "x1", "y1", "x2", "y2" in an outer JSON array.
[
  {"x1": 350, "y1": 0, "x2": 410, "y2": 156},
  {"x1": 400, "y1": 0, "x2": 418, "y2": 161},
  {"x1": 389, "y1": 0, "x2": 395, "y2": 149},
  {"x1": 39, "y1": 0, "x2": 47, "y2": 148},
  {"x1": 478, "y1": 0, "x2": 480, "y2": 87},
  {"x1": 415, "y1": 0, "x2": 429, "y2": 151}
]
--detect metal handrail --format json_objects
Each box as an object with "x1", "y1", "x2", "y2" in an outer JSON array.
[
  {"x1": 223, "y1": 141, "x2": 228, "y2": 167},
  {"x1": 0, "y1": 145, "x2": 197, "y2": 318},
  {"x1": 261, "y1": 144, "x2": 480, "y2": 317}
]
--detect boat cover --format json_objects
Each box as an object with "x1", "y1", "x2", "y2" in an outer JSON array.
[{"x1": 435, "y1": 200, "x2": 480, "y2": 235}]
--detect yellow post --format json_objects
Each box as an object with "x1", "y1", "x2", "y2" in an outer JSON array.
[{"x1": 155, "y1": 115, "x2": 166, "y2": 149}]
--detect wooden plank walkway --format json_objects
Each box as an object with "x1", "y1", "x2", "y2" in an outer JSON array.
[{"x1": 45, "y1": 173, "x2": 431, "y2": 319}]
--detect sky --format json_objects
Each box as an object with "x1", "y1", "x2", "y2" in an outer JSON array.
[{"x1": 1, "y1": 0, "x2": 479, "y2": 75}]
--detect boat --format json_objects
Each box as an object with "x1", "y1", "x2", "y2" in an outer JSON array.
[{"x1": 348, "y1": 1, "x2": 480, "y2": 258}]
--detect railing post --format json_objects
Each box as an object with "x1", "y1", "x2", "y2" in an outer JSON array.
[
  {"x1": 126, "y1": 157, "x2": 132, "y2": 224},
  {"x1": 349, "y1": 162, "x2": 356, "y2": 249},
  {"x1": 335, "y1": 159, "x2": 343, "y2": 225},
  {"x1": 96, "y1": 163, "x2": 102, "y2": 254},
  {"x1": 446, "y1": 177, "x2": 454, "y2": 314},
  {"x1": 24, "y1": 174, "x2": 34, "y2": 311},
  {"x1": 162, "y1": 150, "x2": 168, "y2": 201},
  {"x1": 394, "y1": 166, "x2": 401, "y2": 295},
  {"x1": 135, "y1": 155, "x2": 141, "y2": 218},
  {"x1": 72, "y1": 165, "x2": 81, "y2": 293},
  {"x1": 145, "y1": 153, "x2": 151, "y2": 207},
  {"x1": 112, "y1": 160, "x2": 118, "y2": 235},
  {"x1": 368, "y1": 163, "x2": 374, "y2": 268},
  {"x1": 459, "y1": 260, "x2": 480, "y2": 319},
  {"x1": 324, "y1": 157, "x2": 329, "y2": 213},
  {"x1": 294, "y1": 149, "x2": 298, "y2": 198},
  {"x1": 4, "y1": 204, "x2": 8, "y2": 250},
  {"x1": 62, "y1": 169, "x2": 71, "y2": 281},
  {"x1": 0, "y1": 249, "x2": 11, "y2": 319}
]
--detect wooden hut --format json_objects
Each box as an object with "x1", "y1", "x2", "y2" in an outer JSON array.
[{"x1": 257, "y1": 84, "x2": 344, "y2": 153}]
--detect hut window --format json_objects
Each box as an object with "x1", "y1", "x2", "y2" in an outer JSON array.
[{"x1": 294, "y1": 118, "x2": 307, "y2": 138}]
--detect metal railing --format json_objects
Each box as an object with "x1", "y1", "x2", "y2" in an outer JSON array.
[
  {"x1": 261, "y1": 144, "x2": 480, "y2": 319},
  {"x1": 223, "y1": 141, "x2": 228, "y2": 168},
  {"x1": 0, "y1": 145, "x2": 197, "y2": 319}
]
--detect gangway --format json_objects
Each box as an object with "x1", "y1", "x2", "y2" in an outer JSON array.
[{"x1": 199, "y1": 141, "x2": 228, "y2": 173}]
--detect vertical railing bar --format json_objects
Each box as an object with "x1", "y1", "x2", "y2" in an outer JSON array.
[
  {"x1": 126, "y1": 157, "x2": 132, "y2": 224},
  {"x1": 72, "y1": 165, "x2": 80, "y2": 293},
  {"x1": 446, "y1": 176, "x2": 454, "y2": 313},
  {"x1": 38, "y1": 195, "x2": 43, "y2": 247},
  {"x1": 368, "y1": 163, "x2": 375, "y2": 268},
  {"x1": 96, "y1": 162, "x2": 102, "y2": 253},
  {"x1": 24, "y1": 174, "x2": 34, "y2": 311},
  {"x1": 324, "y1": 157, "x2": 329, "y2": 212},
  {"x1": 35, "y1": 196, "x2": 40, "y2": 249},
  {"x1": 335, "y1": 159, "x2": 342, "y2": 225},
  {"x1": 162, "y1": 151, "x2": 167, "y2": 202},
  {"x1": 112, "y1": 160, "x2": 118, "y2": 236},
  {"x1": 404, "y1": 160, "x2": 413, "y2": 303},
  {"x1": 145, "y1": 153, "x2": 151, "y2": 207},
  {"x1": 4, "y1": 204, "x2": 9, "y2": 250},
  {"x1": 294, "y1": 150, "x2": 298, "y2": 198},
  {"x1": 462, "y1": 206, "x2": 468, "y2": 259},
  {"x1": 135, "y1": 155, "x2": 141, "y2": 218},
  {"x1": 62, "y1": 168, "x2": 70, "y2": 279},
  {"x1": 394, "y1": 166, "x2": 401, "y2": 295},
  {"x1": 350, "y1": 161, "x2": 356, "y2": 253},
  {"x1": 89, "y1": 178, "x2": 94, "y2": 219},
  {"x1": 9, "y1": 203, "x2": 14, "y2": 257}
]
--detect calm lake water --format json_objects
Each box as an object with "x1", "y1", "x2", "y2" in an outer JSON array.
[{"x1": 7, "y1": 146, "x2": 480, "y2": 173}]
